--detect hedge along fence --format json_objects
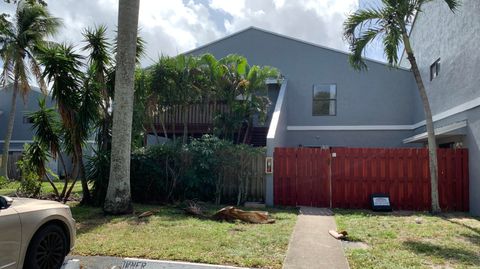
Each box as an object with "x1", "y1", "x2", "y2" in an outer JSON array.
[{"x1": 128, "y1": 135, "x2": 265, "y2": 205}]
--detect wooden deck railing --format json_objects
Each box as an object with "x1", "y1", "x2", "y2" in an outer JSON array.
[{"x1": 153, "y1": 102, "x2": 231, "y2": 126}]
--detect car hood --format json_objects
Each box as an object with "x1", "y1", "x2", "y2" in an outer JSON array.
[{"x1": 9, "y1": 197, "x2": 69, "y2": 213}]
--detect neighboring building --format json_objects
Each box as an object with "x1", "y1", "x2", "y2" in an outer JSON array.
[
  {"x1": 0, "y1": 86, "x2": 95, "y2": 178},
  {"x1": 0, "y1": 86, "x2": 57, "y2": 177},
  {"x1": 175, "y1": 14, "x2": 478, "y2": 214},
  {"x1": 400, "y1": 0, "x2": 480, "y2": 215}
]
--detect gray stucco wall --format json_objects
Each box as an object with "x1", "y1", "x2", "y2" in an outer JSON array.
[
  {"x1": 265, "y1": 80, "x2": 288, "y2": 205},
  {"x1": 189, "y1": 27, "x2": 419, "y2": 148},
  {"x1": 286, "y1": 130, "x2": 418, "y2": 148},
  {"x1": 403, "y1": 0, "x2": 480, "y2": 123},
  {"x1": 404, "y1": 0, "x2": 480, "y2": 215}
]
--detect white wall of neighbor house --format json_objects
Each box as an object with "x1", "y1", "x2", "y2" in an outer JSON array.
[{"x1": 402, "y1": 0, "x2": 480, "y2": 215}]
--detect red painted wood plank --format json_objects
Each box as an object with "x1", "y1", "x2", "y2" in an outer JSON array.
[{"x1": 462, "y1": 149, "x2": 469, "y2": 211}]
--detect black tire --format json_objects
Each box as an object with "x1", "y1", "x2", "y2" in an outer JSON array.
[{"x1": 24, "y1": 224, "x2": 68, "y2": 269}]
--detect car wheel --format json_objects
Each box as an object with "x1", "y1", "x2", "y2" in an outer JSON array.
[{"x1": 24, "y1": 224, "x2": 68, "y2": 269}]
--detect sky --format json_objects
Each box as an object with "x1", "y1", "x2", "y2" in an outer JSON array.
[{"x1": 0, "y1": 0, "x2": 386, "y2": 67}]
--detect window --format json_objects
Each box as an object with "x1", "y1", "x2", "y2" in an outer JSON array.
[
  {"x1": 23, "y1": 115, "x2": 33, "y2": 124},
  {"x1": 430, "y1": 58, "x2": 440, "y2": 81},
  {"x1": 313, "y1": 84, "x2": 336, "y2": 116}
]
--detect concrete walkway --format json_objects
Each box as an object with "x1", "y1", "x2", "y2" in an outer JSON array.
[{"x1": 283, "y1": 207, "x2": 349, "y2": 269}]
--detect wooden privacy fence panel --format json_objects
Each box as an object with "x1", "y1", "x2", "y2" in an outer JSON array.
[
  {"x1": 7, "y1": 152, "x2": 22, "y2": 180},
  {"x1": 274, "y1": 148, "x2": 330, "y2": 207},
  {"x1": 332, "y1": 148, "x2": 430, "y2": 210},
  {"x1": 332, "y1": 148, "x2": 468, "y2": 211},
  {"x1": 274, "y1": 147, "x2": 469, "y2": 211},
  {"x1": 221, "y1": 152, "x2": 265, "y2": 202}
]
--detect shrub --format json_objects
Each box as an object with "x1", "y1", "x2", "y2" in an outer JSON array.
[
  {"x1": 182, "y1": 135, "x2": 232, "y2": 202},
  {"x1": 86, "y1": 150, "x2": 111, "y2": 206},
  {"x1": 0, "y1": 176, "x2": 8, "y2": 188},
  {"x1": 130, "y1": 142, "x2": 189, "y2": 203},
  {"x1": 16, "y1": 158, "x2": 42, "y2": 198},
  {"x1": 128, "y1": 135, "x2": 264, "y2": 204}
]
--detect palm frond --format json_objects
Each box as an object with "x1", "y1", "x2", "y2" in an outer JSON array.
[{"x1": 27, "y1": 98, "x2": 62, "y2": 158}]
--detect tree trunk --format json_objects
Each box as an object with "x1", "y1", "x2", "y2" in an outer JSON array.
[
  {"x1": 44, "y1": 172, "x2": 60, "y2": 199},
  {"x1": 58, "y1": 153, "x2": 69, "y2": 199},
  {"x1": 242, "y1": 119, "x2": 251, "y2": 144},
  {"x1": 103, "y1": 0, "x2": 140, "y2": 215},
  {"x1": 1, "y1": 77, "x2": 19, "y2": 180},
  {"x1": 159, "y1": 112, "x2": 168, "y2": 139},
  {"x1": 182, "y1": 105, "x2": 188, "y2": 144},
  {"x1": 150, "y1": 119, "x2": 160, "y2": 144},
  {"x1": 75, "y1": 144, "x2": 91, "y2": 205},
  {"x1": 403, "y1": 33, "x2": 440, "y2": 213}
]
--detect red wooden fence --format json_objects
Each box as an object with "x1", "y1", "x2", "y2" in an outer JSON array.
[
  {"x1": 273, "y1": 147, "x2": 469, "y2": 211},
  {"x1": 274, "y1": 148, "x2": 330, "y2": 207}
]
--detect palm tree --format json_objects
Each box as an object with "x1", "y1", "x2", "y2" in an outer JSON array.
[
  {"x1": 82, "y1": 25, "x2": 112, "y2": 153},
  {"x1": 38, "y1": 43, "x2": 95, "y2": 204},
  {"x1": 0, "y1": 0, "x2": 60, "y2": 179},
  {"x1": 343, "y1": 0, "x2": 460, "y2": 213},
  {"x1": 27, "y1": 98, "x2": 65, "y2": 200},
  {"x1": 103, "y1": 0, "x2": 140, "y2": 214}
]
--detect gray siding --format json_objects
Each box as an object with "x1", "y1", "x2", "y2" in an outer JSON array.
[
  {"x1": 191, "y1": 28, "x2": 418, "y2": 125},
  {"x1": 0, "y1": 86, "x2": 54, "y2": 151},
  {"x1": 404, "y1": 0, "x2": 480, "y2": 215},
  {"x1": 189, "y1": 28, "x2": 418, "y2": 147},
  {"x1": 286, "y1": 130, "x2": 418, "y2": 148},
  {"x1": 403, "y1": 0, "x2": 480, "y2": 122}
]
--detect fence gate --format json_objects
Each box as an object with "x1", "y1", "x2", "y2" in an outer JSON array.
[
  {"x1": 273, "y1": 148, "x2": 331, "y2": 207},
  {"x1": 273, "y1": 147, "x2": 469, "y2": 211}
]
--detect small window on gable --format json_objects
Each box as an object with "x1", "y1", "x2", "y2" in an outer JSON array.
[
  {"x1": 430, "y1": 58, "x2": 440, "y2": 81},
  {"x1": 313, "y1": 84, "x2": 336, "y2": 116},
  {"x1": 23, "y1": 115, "x2": 33, "y2": 124}
]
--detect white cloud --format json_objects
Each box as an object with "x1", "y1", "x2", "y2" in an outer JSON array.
[
  {"x1": 1, "y1": 0, "x2": 388, "y2": 67},
  {"x1": 210, "y1": 0, "x2": 359, "y2": 52}
]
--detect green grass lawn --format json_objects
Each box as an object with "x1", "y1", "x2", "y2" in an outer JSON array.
[
  {"x1": 70, "y1": 203, "x2": 297, "y2": 269},
  {"x1": 335, "y1": 210, "x2": 480, "y2": 269},
  {"x1": 0, "y1": 181, "x2": 83, "y2": 196}
]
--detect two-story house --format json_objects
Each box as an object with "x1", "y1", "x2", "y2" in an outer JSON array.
[{"x1": 172, "y1": 0, "x2": 478, "y2": 215}]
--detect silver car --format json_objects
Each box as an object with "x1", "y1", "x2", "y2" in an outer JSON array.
[{"x1": 0, "y1": 195, "x2": 76, "y2": 269}]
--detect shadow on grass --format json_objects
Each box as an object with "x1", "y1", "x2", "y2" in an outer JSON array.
[
  {"x1": 460, "y1": 232, "x2": 480, "y2": 245},
  {"x1": 403, "y1": 240, "x2": 480, "y2": 266},
  {"x1": 442, "y1": 215, "x2": 480, "y2": 235}
]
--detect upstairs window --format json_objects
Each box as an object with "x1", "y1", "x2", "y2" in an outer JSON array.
[
  {"x1": 23, "y1": 115, "x2": 33, "y2": 124},
  {"x1": 313, "y1": 84, "x2": 336, "y2": 116},
  {"x1": 430, "y1": 58, "x2": 441, "y2": 81}
]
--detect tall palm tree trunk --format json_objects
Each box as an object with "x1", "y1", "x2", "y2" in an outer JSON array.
[
  {"x1": 403, "y1": 33, "x2": 440, "y2": 213},
  {"x1": 104, "y1": 0, "x2": 140, "y2": 214},
  {"x1": 1, "y1": 77, "x2": 19, "y2": 180}
]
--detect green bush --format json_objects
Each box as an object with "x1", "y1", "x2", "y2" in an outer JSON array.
[
  {"x1": 0, "y1": 176, "x2": 7, "y2": 188},
  {"x1": 86, "y1": 150, "x2": 111, "y2": 206},
  {"x1": 16, "y1": 158, "x2": 42, "y2": 198},
  {"x1": 182, "y1": 135, "x2": 231, "y2": 202},
  {"x1": 128, "y1": 135, "x2": 263, "y2": 204},
  {"x1": 89, "y1": 135, "x2": 264, "y2": 205}
]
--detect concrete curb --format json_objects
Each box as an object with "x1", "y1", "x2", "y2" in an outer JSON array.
[{"x1": 67, "y1": 256, "x2": 250, "y2": 269}]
